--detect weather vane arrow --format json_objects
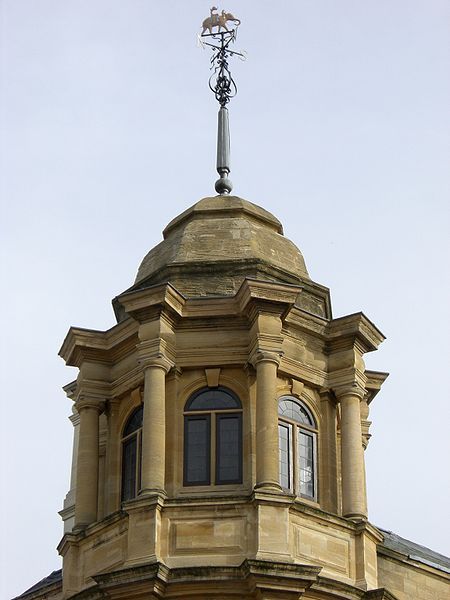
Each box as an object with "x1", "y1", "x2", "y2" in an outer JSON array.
[{"x1": 198, "y1": 6, "x2": 245, "y2": 195}]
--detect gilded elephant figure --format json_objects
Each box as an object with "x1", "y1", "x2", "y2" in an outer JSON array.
[{"x1": 201, "y1": 11, "x2": 241, "y2": 35}]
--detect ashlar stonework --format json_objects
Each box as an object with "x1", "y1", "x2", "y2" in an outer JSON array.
[{"x1": 14, "y1": 196, "x2": 449, "y2": 600}]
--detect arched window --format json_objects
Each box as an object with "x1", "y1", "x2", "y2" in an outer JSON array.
[
  {"x1": 121, "y1": 405, "x2": 143, "y2": 501},
  {"x1": 184, "y1": 387, "x2": 243, "y2": 486},
  {"x1": 278, "y1": 396, "x2": 317, "y2": 500}
]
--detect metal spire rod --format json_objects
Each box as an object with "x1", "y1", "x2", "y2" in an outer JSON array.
[{"x1": 199, "y1": 7, "x2": 244, "y2": 195}]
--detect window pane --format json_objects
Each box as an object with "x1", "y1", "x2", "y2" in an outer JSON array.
[
  {"x1": 278, "y1": 397, "x2": 314, "y2": 427},
  {"x1": 298, "y1": 431, "x2": 315, "y2": 498},
  {"x1": 186, "y1": 387, "x2": 241, "y2": 411},
  {"x1": 184, "y1": 416, "x2": 210, "y2": 485},
  {"x1": 216, "y1": 414, "x2": 242, "y2": 484},
  {"x1": 122, "y1": 436, "x2": 137, "y2": 501},
  {"x1": 279, "y1": 423, "x2": 291, "y2": 490},
  {"x1": 123, "y1": 405, "x2": 143, "y2": 437}
]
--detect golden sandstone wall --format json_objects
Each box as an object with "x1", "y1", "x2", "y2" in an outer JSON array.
[{"x1": 378, "y1": 554, "x2": 449, "y2": 600}]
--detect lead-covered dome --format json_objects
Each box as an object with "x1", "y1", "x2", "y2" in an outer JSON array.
[{"x1": 132, "y1": 196, "x2": 309, "y2": 298}]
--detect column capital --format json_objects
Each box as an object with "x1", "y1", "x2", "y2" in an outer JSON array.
[
  {"x1": 250, "y1": 350, "x2": 282, "y2": 368},
  {"x1": 334, "y1": 385, "x2": 365, "y2": 402},
  {"x1": 75, "y1": 397, "x2": 105, "y2": 413},
  {"x1": 141, "y1": 354, "x2": 174, "y2": 374}
]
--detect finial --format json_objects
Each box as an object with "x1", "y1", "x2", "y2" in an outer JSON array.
[{"x1": 199, "y1": 8, "x2": 245, "y2": 195}]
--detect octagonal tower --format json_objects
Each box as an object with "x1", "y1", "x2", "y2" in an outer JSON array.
[{"x1": 54, "y1": 189, "x2": 394, "y2": 599}]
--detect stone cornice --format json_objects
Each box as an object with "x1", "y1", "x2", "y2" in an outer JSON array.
[
  {"x1": 284, "y1": 306, "x2": 329, "y2": 337},
  {"x1": 291, "y1": 497, "x2": 363, "y2": 534},
  {"x1": 313, "y1": 575, "x2": 388, "y2": 600},
  {"x1": 280, "y1": 355, "x2": 327, "y2": 388},
  {"x1": 365, "y1": 370, "x2": 389, "y2": 404},
  {"x1": 63, "y1": 380, "x2": 77, "y2": 400},
  {"x1": 285, "y1": 308, "x2": 386, "y2": 365},
  {"x1": 176, "y1": 347, "x2": 249, "y2": 368},
  {"x1": 90, "y1": 560, "x2": 321, "y2": 596},
  {"x1": 116, "y1": 281, "x2": 185, "y2": 323},
  {"x1": 69, "y1": 408, "x2": 80, "y2": 426},
  {"x1": 180, "y1": 295, "x2": 239, "y2": 318},
  {"x1": 236, "y1": 278, "x2": 302, "y2": 318},
  {"x1": 57, "y1": 510, "x2": 126, "y2": 555},
  {"x1": 326, "y1": 312, "x2": 386, "y2": 354},
  {"x1": 59, "y1": 317, "x2": 138, "y2": 367},
  {"x1": 109, "y1": 365, "x2": 144, "y2": 398},
  {"x1": 76, "y1": 376, "x2": 111, "y2": 400},
  {"x1": 137, "y1": 337, "x2": 175, "y2": 366}
]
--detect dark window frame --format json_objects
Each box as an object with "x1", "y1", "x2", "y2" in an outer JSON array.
[
  {"x1": 277, "y1": 396, "x2": 318, "y2": 501},
  {"x1": 121, "y1": 405, "x2": 143, "y2": 502},
  {"x1": 185, "y1": 386, "x2": 241, "y2": 411},
  {"x1": 183, "y1": 387, "x2": 243, "y2": 487},
  {"x1": 183, "y1": 414, "x2": 211, "y2": 486},
  {"x1": 215, "y1": 412, "x2": 243, "y2": 485}
]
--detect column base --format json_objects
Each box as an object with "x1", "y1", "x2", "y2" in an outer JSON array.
[
  {"x1": 254, "y1": 481, "x2": 283, "y2": 493},
  {"x1": 139, "y1": 487, "x2": 167, "y2": 499},
  {"x1": 343, "y1": 512, "x2": 367, "y2": 522}
]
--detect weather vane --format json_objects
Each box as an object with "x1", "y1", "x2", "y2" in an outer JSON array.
[{"x1": 198, "y1": 7, "x2": 245, "y2": 195}]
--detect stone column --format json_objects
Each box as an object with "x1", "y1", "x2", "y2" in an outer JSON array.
[
  {"x1": 254, "y1": 351, "x2": 282, "y2": 491},
  {"x1": 338, "y1": 388, "x2": 367, "y2": 519},
  {"x1": 140, "y1": 357, "x2": 172, "y2": 497},
  {"x1": 60, "y1": 407, "x2": 80, "y2": 533},
  {"x1": 74, "y1": 399, "x2": 104, "y2": 529},
  {"x1": 319, "y1": 390, "x2": 338, "y2": 513},
  {"x1": 104, "y1": 398, "x2": 121, "y2": 516}
]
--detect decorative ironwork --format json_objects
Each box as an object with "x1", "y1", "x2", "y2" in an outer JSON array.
[
  {"x1": 198, "y1": 8, "x2": 245, "y2": 195},
  {"x1": 199, "y1": 9, "x2": 244, "y2": 108}
]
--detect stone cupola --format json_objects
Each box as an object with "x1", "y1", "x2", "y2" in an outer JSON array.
[
  {"x1": 56, "y1": 191, "x2": 393, "y2": 599},
  {"x1": 113, "y1": 195, "x2": 331, "y2": 323},
  {"x1": 134, "y1": 195, "x2": 309, "y2": 296}
]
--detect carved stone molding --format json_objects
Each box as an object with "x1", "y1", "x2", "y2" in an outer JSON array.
[
  {"x1": 334, "y1": 385, "x2": 365, "y2": 402},
  {"x1": 69, "y1": 405, "x2": 81, "y2": 427},
  {"x1": 250, "y1": 350, "x2": 282, "y2": 368},
  {"x1": 140, "y1": 354, "x2": 174, "y2": 374},
  {"x1": 291, "y1": 378, "x2": 304, "y2": 398},
  {"x1": 75, "y1": 376, "x2": 111, "y2": 404},
  {"x1": 75, "y1": 397, "x2": 105, "y2": 414},
  {"x1": 137, "y1": 337, "x2": 174, "y2": 365},
  {"x1": 205, "y1": 367, "x2": 221, "y2": 387}
]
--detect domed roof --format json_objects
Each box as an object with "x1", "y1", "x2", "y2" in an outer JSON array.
[{"x1": 132, "y1": 195, "x2": 309, "y2": 297}]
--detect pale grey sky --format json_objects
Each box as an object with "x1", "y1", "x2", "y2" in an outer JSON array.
[{"x1": 1, "y1": 1, "x2": 449, "y2": 598}]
